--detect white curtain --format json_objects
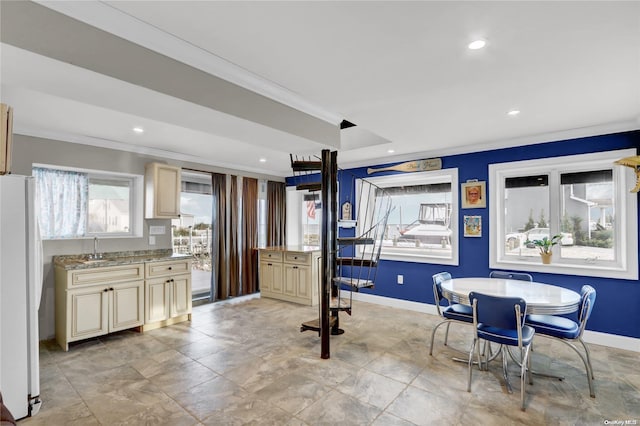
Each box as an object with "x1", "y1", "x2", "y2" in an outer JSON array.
[{"x1": 33, "y1": 167, "x2": 88, "y2": 239}]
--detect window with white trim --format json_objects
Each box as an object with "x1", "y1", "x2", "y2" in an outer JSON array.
[
  {"x1": 489, "y1": 149, "x2": 638, "y2": 279},
  {"x1": 286, "y1": 187, "x2": 321, "y2": 247},
  {"x1": 33, "y1": 165, "x2": 143, "y2": 239},
  {"x1": 359, "y1": 169, "x2": 459, "y2": 265}
]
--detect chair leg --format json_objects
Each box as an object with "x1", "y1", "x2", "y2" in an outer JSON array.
[
  {"x1": 521, "y1": 344, "x2": 532, "y2": 411},
  {"x1": 527, "y1": 346, "x2": 533, "y2": 385},
  {"x1": 467, "y1": 338, "x2": 477, "y2": 392},
  {"x1": 501, "y1": 346, "x2": 513, "y2": 394},
  {"x1": 578, "y1": 337, "x2": 595, "y2": 380},
  {"x1": 429, "y1": 320, "x2": 449, "y2": 356},
  {"x1": 443, "y1": 322, "x2": 452, "y2": 346},
  {"x1": 563, "y1": 339, "x2": 596, "y2": 398}
]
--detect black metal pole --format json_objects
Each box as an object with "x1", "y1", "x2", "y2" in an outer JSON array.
[
  {"x1": 330, "y1": 150, "x2": 342, "y2": 335},
  {"x1": 320, "y1": 149, "x2": 331, "y2": 359}
]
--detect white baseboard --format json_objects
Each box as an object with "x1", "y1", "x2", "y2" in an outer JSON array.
[
  {"x1": 216, "y1": 292, "x2": 261, "y2": 306},
  {"x1": 582, "y1": 330, "x2": 640, "y2": 352},
  {"x1": 344, "y1": 291, "x2": 640, "y2": 353}
]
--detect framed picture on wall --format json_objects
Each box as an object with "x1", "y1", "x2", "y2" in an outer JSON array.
[
  {"x1": 461, "y1": 181, "x2": 486, "y2": 208},
  {"x1": 464, "y1": 215, "x2": 482, "y2": 237}
]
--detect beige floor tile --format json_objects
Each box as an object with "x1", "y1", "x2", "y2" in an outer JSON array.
[
  {"x1": 296, "y1": 389, "x2": 381, "y2": 425},
  {"x1": 23, "y1": 296, "x2": 640, "y2": 426},
  {"x1": 336, "y1": 368, "x2": 407, "y2": 409}
]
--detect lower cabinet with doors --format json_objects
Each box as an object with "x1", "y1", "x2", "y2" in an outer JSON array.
[
  {"x1": 55, "y1": 255, "x2": 192, "y2": 350},
  {"x1": 259, "y1": 246, "x2": 320, "y2": 306},
  {"x1": 55, "y1": 263, "x2": 145, "y2": 351},
  {"x1": 143, "y1": 258, "x2": 192, "y2": 331}
]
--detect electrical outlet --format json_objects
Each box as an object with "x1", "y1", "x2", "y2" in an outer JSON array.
[
  {"x1": 149, "y1": 236, "x2": 156, "y2": 245},
  {"x1": 397, "y1": 275, "x2": 404, "y2": 284}
]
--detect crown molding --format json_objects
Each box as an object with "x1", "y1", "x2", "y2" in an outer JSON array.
[{"x1": 339, "y1": 120, "x2": 640, "y2": 171}]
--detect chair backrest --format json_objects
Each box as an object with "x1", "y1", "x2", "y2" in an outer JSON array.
[
  {"x1": 489, "y1": 270, "x2": 533, "y2": 282},
  {"x1": 432, "y1": 272, "x2": 452, "y2": 316},
  {"x1": 469, "y1": 291, "x2": 527, "y2": 331},
  {"x1": 577, "y1": 285, "x2": 596, "y2": 335}
]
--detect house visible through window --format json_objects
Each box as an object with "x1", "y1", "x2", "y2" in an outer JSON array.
[
  {"x1": 88, "y1": 177, "x2": 131, "y2": 234},
  {"x1": 33, "y1": 165, "x2": 142, "y2": 239},
  {"x1": 489, "y1": 149, "x2": 638, "y2": 279}
]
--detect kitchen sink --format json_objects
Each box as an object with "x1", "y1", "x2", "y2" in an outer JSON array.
[{"x1": 82, "y1": 259, "x2": 108, "y2": 264}]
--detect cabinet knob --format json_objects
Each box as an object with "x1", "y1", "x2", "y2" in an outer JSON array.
[
  {"x1": 103, "y1": 288, "x2": 108, "y2": 292},
  {"x1": 168, "y1": 266, "x2": 172, "y2": 270},
  {"x1": 267, "y1": 263, "x2": 272, "y2": 266},
  {"x1": 109, "y1": 288, "x2": 114, "y2": 291}
]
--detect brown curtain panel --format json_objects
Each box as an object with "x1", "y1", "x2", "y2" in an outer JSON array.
[
  {"x1": 229, "y1": 176, "x2": 240, "y2": 297},
  {"x1": 266, "y1": 181, "x2": 286, "y2": 247},
  {"x1": 242, "y1": 177, "x2": 259, "y2": 295},
  {"x1": 211, "y1": 173, "x2": 227, "y2": 301}
]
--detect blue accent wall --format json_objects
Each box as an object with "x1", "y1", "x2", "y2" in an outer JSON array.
[{"x1": 287, "y1": 130, "x2": 640, "y2": 339}]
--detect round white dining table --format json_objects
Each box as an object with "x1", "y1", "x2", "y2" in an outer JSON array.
[{"x1": 441, "y1": 277, "x2": 581, "y2": 315}]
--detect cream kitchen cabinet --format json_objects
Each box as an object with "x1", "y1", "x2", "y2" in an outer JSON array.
[
  {"x1": 144, "y1": 162, "x2": 181, "y2": 219},
  {"x1": 55, "y1": 263, "x2": 145, "y2": 351},
  {"x1": 143, "y1": 259, "x2": 192, "y2": 331},
  {"x1": 259, "y1": 250, "x2": 283, "y2": 296},
  {"x1": 259, "y1": 247, "x2": 319, "y2": 306}
]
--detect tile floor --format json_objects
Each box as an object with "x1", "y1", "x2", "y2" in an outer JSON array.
[{"x1": 20, "y1": 296, "x2": 640, "y2": 425}]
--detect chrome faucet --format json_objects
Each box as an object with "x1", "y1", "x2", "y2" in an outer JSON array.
[{"x1": 90, "y1": 236, "x2": 103, "y2": 259}]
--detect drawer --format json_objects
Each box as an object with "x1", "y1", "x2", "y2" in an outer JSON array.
[
  {"x1": 70, "y1": 264, "x2": 145, "y2": 287},
  {"x1": 284, "y1": 252, "x2": 310, "y2": 265},
  {"x1": 261, "y1": 250, "x2": 283, "y2": 262},
  {"x1": 145, "y1": 259, "x2": 192, "y2": 278}
]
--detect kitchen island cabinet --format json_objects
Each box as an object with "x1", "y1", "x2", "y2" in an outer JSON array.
[{"x1": 259, "y1": 246, "x2": 320, "y2": 306}]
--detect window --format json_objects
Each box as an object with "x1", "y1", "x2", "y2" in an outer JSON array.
[
  {"x1": 490, "y1": 149, "x2": 638, "y2": 279},
  {"x1": 359, "y1": 169, "x2": 459, "y2": 265},
  {"x1": 88, "y1": 177, "x2": 132, "y2": 234},
  {"x1": 34, "y1": 165, "x2": 142, "y2": 239},
  {"x1": 286, "y1": 187, "x2": 321, "y2": 247}
]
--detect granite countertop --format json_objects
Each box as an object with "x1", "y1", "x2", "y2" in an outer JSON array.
[{"x1": 54, "y1": 249, "x2": 193, "y2": 270}]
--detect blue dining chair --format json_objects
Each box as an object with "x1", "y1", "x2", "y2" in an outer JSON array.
[
  {"x1": 489, "y1": 270, "x2": 533, "y2": 282},
  {"x1": 467, "y1": 292, "x2": 535, "y2": 411},
  {"x1": 524, "y1": 285, "x2": 597, "y2": 398},
  {"x1": 429, "y1": 272, "x2": 473, "y2": 356}
]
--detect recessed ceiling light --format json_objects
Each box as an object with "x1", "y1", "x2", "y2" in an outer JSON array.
[
  {"x1": 259, "y1": 158, "x2": 267, "y2": 163},
  {"x1": 387, "y1": 149, "x2": 395, "y2": 154},
  {"x1": 132, "y1": 127, "x2": 144, "y2": 134},
  {"x1": 507, "y1": 110, "x2": 520, "y2": 116},
  {"x1": 468, "y1": 39, "x2": 486, "y2": 50}
]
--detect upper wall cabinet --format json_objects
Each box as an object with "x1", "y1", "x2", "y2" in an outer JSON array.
[{"x1": 144, "y1": 162, "x2": 181, "y2": 219}]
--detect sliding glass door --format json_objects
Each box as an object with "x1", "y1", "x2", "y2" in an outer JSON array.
[{"x1": 172, "y1": 171, "x2": 212, "y2": 301}]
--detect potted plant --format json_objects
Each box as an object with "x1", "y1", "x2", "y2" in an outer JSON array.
[{"x1": 527, "y1": 234, "x2": 563, "y2": 264}]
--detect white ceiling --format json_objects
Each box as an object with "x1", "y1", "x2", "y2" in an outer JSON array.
[{"x1": 1, "y1": 1, "x2": 639, "y2": 177}]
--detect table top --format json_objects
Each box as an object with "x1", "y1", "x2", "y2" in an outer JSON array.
[{"x1": 441, "y1": 277, "x2": 581, "y2": 315}]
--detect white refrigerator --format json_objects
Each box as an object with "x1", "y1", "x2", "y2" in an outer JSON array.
[{"x1": 0, "y1": 174, "x2": 42, "y2": 419}]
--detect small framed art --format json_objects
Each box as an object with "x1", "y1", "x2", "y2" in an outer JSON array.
[
  {"x1": 461, "y1": 181, "x2": 486, "y2": 209},
  {"x1": 464, "y1": 215, "x2": 482, "y2": 237}
]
